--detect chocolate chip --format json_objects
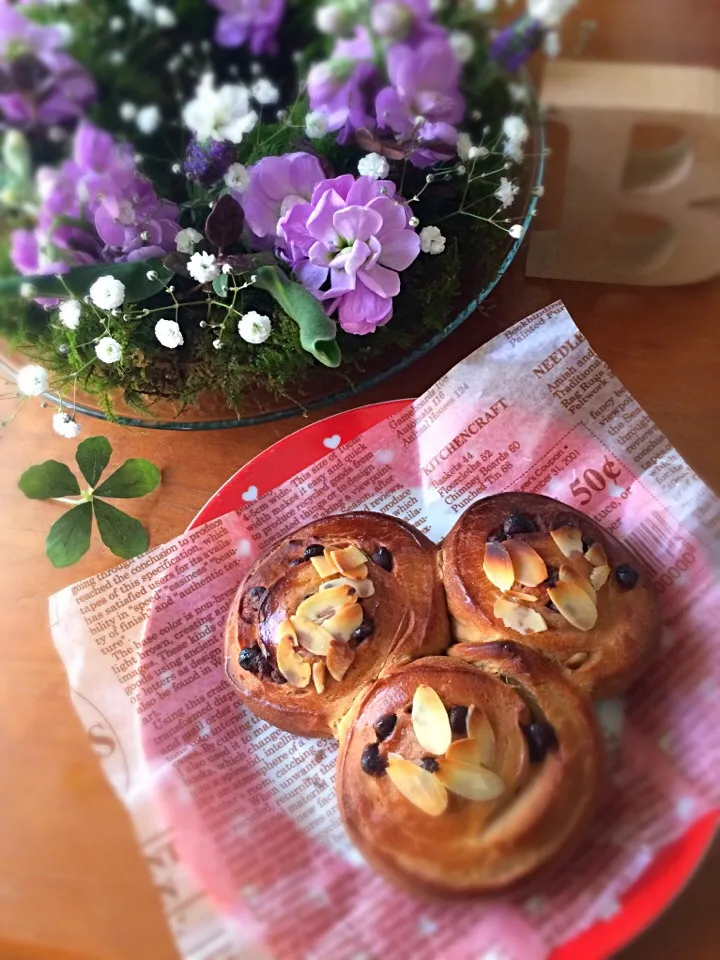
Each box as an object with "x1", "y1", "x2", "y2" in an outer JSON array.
[
  {"x1": 523, "y1": 722, "x2": 558, "y2": 762},
  {"x1": 503, "y1": 513, "x2": 537, "y2": 536},
  {"x1": 371, "y1": 547, "x2": 393, "y2": 571},
  {"x1": 361, "y1": 743, "x2": 387, "y2": 776},
  {"x1": 304, "y1": 543, "x2": 325, "y2": 559},
  {"x1": 289, "y1": 557, "x2": 307, "y2": 566},
  {"x1": 448, "y1": 705, "x2": 468, "y2": 736},
  {"x1": 374, "y1": 713, "x2": 397, "y2": 742},
  {"x1": 239, "y1": 586, "x2": 267, "y2": 623},
  {"x1": 615, "y1": 563, "x2": 639, "y2": 590},
  {"x1": 238, "y1": 643, "x2": 262, "y2": 674},
  {"x1": 546, "y1": 599, "x2": 558, "y2": 612},
  {"x1": 486, "y1": 529, "x2": 506, "y2": 543},
  {"x1": 270, "y1": 668, "x2": 287, "y2": 685},
  {"x1": 350, "y1": 617, "x2": 375, "y2": 647},
  {"x1": 582, "y1": 536, "x2": 595, "y2": 553},
  {"x1": 544, "y1": 566, "x2": 559, "y2": 587},
  {"x1": 420, "y1": 757, "x2": 440, "y2": 773},
  {"x1": 257, "y1": 657, "x2": 274, "y2": 680}
]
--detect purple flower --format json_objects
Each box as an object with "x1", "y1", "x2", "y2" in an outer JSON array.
[
  {"x1": 208, "y1": 0, "x2": 285, "y2": 54},
  {"x1": 308, "y1": 30, "x2": 380, "y2": 143},
  {"x1": 489, "y1": 15, "x2": 545, "y2": 72},
  {"x1": 240, "y1": 152, "x2": 325, "y2": 239},
  {"x1": 278, "y1": 173, "x2": 420, "y2": 335},
  {"x1": 0, "y1": 3, "x2": 95, "y2": 128},
  {"x1": 11, "y1": 122, "x2": 179, "y2": 279},
  {"x1": 375, "y1": 37, "x2": 464, "y2": 167},
  {"x1": 184, "y1": 138, "x2": 237, "y2": 187}
]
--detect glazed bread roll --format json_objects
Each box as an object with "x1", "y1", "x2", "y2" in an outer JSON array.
[
  {"x1": 225, "y1": 512, "x2": 450, "y2": 738},
  {"x1": 336, "y1": 643, "x2": 603, "y2": 897},
  {"x1": 441, "y1": 492, "x2": 661, "y2": 698}
]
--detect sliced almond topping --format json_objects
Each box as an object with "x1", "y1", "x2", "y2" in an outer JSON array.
[
  {"x1": 343, "y1": 563, "x2": 368, "y2": 580},
  {"x1": 276, "y1": 634, "x2": 311, "y2": 688},
  {"x1": 310, "y1": 552, "x2": 338, "y2": 579},
  {"x1": 330, "y1": 545, "x2": 368, "y2": 574},
  {"x1": 585, "y1": 541, "x2": 608, "y2": 567},
  {"x1": 323, "y1": 602, "x2": 363, "y2": 641},
  {"x1": 565, "y1": 651, "x2": 589, "y2": 668},
  {"x1": 493, "y1": 595, "x2": 548, "y2": 635},
  {"x1": 312, "y1": 660, "x2": 326, "y2": 694},
  {"x1": 467, "y1": 706, "x2": 496, "y2": 767},
  {"x1": 296, "y1": 585, "x2": 356, "y2": 622},
  {"x1": 483, "y1": 541, "x2": 515, "y2": 593},
  {"x1": 505, "y1": 539, "x2": 547, "y2": 587},
  {"x1": 436, "y1": 759, "x2": 505, "y2": 802},
  {"x1": 446, "y1": 737, "x2": 484, "y2": 766},
  {"x1": 547, "y1": 581, "x2": 598, "y2": 631},
  {"x1": 386, "y1": 754, "x2": 448, "y2": 816},
  {"x1": 289, "y1": 615, "x2": 334, "y2": 656},
  {"x1": 559, "y1": 564, "x2": 597, "y2": 604},
  {"x1": 412, "y1": 684, "x2": 452, "y2": 755},
  {"x1": 590, "y1": 564, "x2": 611, "y2": 590},
  {"x1": 326, "y1": 638, "x2": 355, "y2": 681},
  {"x1": 550, "y1": 525, "x2": 584, "y2": 558},
  {"x1": 276, "y1": 618, "x2": 297, "y2": 647},
  {"x1": 320, "y1": 575, "x2": 375, "y2": 598},
  {"x1": 509, "y1": 590, "x2": 539, "y2": 602}
]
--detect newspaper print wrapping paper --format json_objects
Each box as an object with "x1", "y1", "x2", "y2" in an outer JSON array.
[{"x1": 49, "y1": 302, "x2": 720, "y2": 960}]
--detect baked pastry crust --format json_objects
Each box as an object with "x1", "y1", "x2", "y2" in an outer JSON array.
[
  {"x1": 336, "y1": 644, "x2": 603, "y2": 897},
  {"x1": 225, "y1": 511, "x2": 450, "y2": 738},
  {"x1": 441, "y1": 492, "x2": 661, "y2": 697}
]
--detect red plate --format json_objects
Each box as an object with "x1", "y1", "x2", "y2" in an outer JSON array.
[{"x1": 190, "y1": 399, "x2": 717, "y2": 959}]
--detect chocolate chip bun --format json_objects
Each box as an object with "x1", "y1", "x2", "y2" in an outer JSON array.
[
  {"x1": 441, "y1": 492, "x2": 661, "y2": 698},
  {"x1": 224, "y1": 512, "x2": 450, "y2": 738},
  {"x1": 336, "y1": 643, "x2": 603, "y2": 897}
]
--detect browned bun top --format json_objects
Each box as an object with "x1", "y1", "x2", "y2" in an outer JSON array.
[
  {"x1": 225, "y1": 512, "x2": 450, "y2": 738},
  {"x1": 441, "y1": 492, "x2": 661, "y2": 698},
  {"x1": 336, "y1": 644, "x2": 604, "y2": 897}
]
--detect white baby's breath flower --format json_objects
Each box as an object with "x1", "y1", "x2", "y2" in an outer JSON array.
[
  {"x1": 183, "y1": 73, "x2": 258, "y2": 144},
  {"x1": 468, "y1": 145, "x2": 489, "y2": 160},
  {"x1": 128, "y1": 0, "x2": 155, "y2": 17},
  {"x1": 175, "y1": 227, "x2": 203, "y2": 254},
  {"x1": 95, "y1": 337, "x2": 123, "y2": 363},
  {"x1": 509, "y1": 224, "x2": 524, "y2": 239},
  {"x1": 212, "y1": 338, "x2": 222, "y2": 349},
  {"x1": 473, "y1": 0, "x2": 497, "y2": 11},
  {"x1": 136, "y1": 105, "x2": 161, "y2": 135},
  {"x1": 358, "y1": 152, "x2": 390, "y2": 179},
  {"x1": 53, "y1": 411, "x2": 81, "y2": 439},
  {"x1": 503, "y1": 115, "x2": 530, "y2": 145},
  {"x1": 315, "y1": 4, "x2": 346, "y2": 35},
  {"x1": 155, "y1": 317, "x2": 184, "y2": 349},
  {"x1": 109, "y1": 16, "x2": 124, "y2": 32},
  {"x1": 188, "y1": 251, "x2": 221, "y2": 283},
  {"x1": 58, "y1": 299, "x2": 82, "y2": 329},
  {"x1": 529, "y1": 0, "x2": 577, "y2": 28},
  {"x1": 17, "y1": 364, "x2": 48, "y2": 397},
  {"x1": 224, "y1": 162, "x2": 250, "y2": 193},
  {"x1": 19, "y1": 282, "x2": 35, "y2": 299},
  {"x1": 251, "y1": 78, "x2": 279, "y2": 105},
  {"x1": 508, "y1": 81, "x2": 529, "y2": 103},
  {"x1": 419, "y1": 225, "x2": 446, "y2": 255},
  {"x1": 305, "y1": 110, "x2": 329, "y2": 139},
  {"x1": 494, "y1": 176, "x2": 519, "y2": 208},
  {"x1": 238, "y1": 311, "x2": 272, "y2": 344},
  {"x1": 89, "y1": 276, "x2": 125, "y2": 310},
  {"x1": 108, "y1": 50, "x2": 125, "y2": 65},
  {"x1": 457, "y1": 132, "x2": 472, "y2": 161},
  {"x1": 119, "y1": 101, "x2": 137, "y2": 121},
  {"x1": 154, "y1": 5, "x2": 177, "y2": 27},
  {"x1": 449, "y1": 31, "x2": 475, "y2": 63},
  {"x1": 222, "y1": 263, "x2": 233, "y2": 274}
]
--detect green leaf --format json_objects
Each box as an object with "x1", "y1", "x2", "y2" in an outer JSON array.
[
  {"x1": 212, "y1": 273, "x2": 229, "y2": 298},
  {"x1": 94, "y1": 458, "x2": 161, "y2": 498},
  {"x1": 93, "y1": 499, "x2": 149, "y2": 559},
  {"x1": 46, "y1": 502, "x2": 92, "y2": 568},
  {"x1": 18, "y1": 461, "x2": 80, "y2": 499},
  {"x1": 75, "y1": 436, "x2": 112, "y2": 487},
  {"x1": 253, "y1": 265, "x2": 341, "y2": 368},
  {"x1": 0, "y1": 259, "x2": 174, "y2": 304}
]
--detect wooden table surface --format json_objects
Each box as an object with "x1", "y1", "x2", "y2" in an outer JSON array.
[{"x1": 1, "y1": 2, "x2": 719, "y2": 958}]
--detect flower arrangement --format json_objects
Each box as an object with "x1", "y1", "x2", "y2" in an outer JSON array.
[{"x1": 0, "y1": 0, "x2": 579, "y2": 432}]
